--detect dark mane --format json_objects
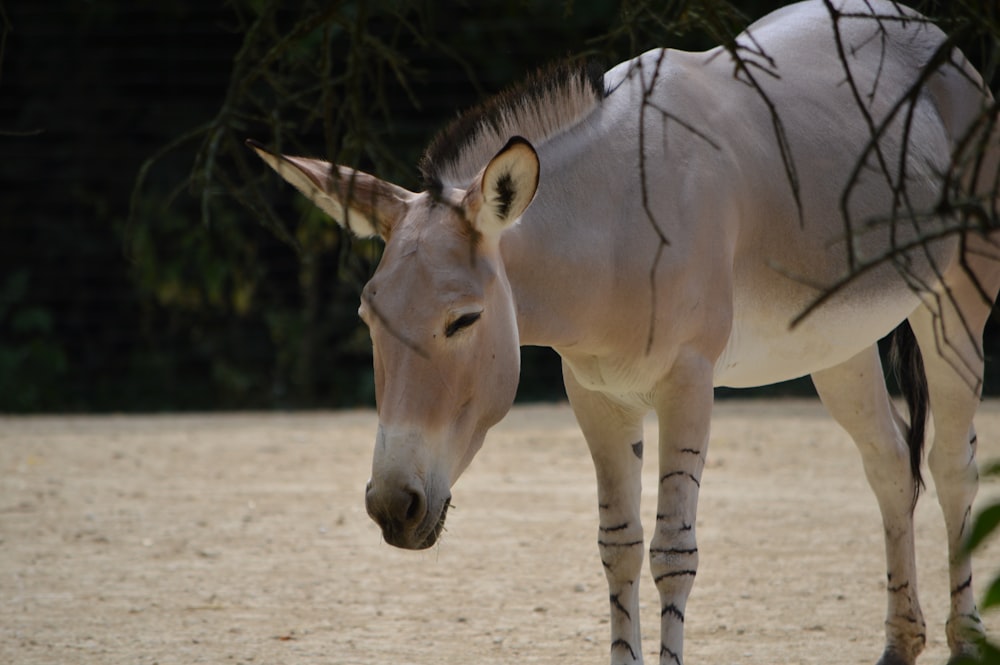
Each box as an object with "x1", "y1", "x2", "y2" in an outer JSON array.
[{"x1": 420, "y1": 60, "x2": 607, "y2": 190}]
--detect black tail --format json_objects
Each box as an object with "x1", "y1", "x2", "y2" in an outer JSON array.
[{"x1": 889, "y1": 320, "x2": 928, "y2": 504}]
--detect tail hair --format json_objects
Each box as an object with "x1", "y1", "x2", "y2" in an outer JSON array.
[{"x1": 889, "y1": 320, "x2": 928, "y2": 506}]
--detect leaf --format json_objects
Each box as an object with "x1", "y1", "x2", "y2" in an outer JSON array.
[
  {"x1": 981, "y1": 458, "x2": 1000, "y2": 478},
  {"x1": 0, "y1": 269, "x2": 29, "y2": 322},
  {"x1": 12, "y1": 308, "x2": 52, "y2": 335},
  {"x1": 983, "y1": 574, "x2": 1000, "y2": 612},
  {"x1": 966, "y1": 503, "x2": 1000, "y2": 553},
  {"x1": 973, "y1": 639, "x2": 1000, "y2": 665}
]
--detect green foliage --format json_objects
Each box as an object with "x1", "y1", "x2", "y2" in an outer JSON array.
[
  {"x1": 122, "y1": 0, "x2": 633, "y2": 409},
  {"x1": 963, "y1": 460, "x2": 1000, "y2": 664},
  {"x1": 0, "y1": 271, "x2": 68, "y2": 411},
  {"x1": 968, "y1": 502, "x2": 1000, "y2": 555},
  {"x1": 1, "y1": 0, "x2": 998, "y2": 410}
]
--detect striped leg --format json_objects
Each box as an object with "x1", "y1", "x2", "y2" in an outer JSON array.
[
  {"x1": 909, "y1": 267, "x2": 997, "y2": 662},
  {"x1": 565, "y1": 364, "x2": 646, "y2": 665},
  {"x1": 651, "y1": 353, "x2": 713, "y2": 665},
  {"x1": 812, "y1": 345, "x2": 926, "y2": 665}
]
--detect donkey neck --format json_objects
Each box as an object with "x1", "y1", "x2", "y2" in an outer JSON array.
[
  {"x1": 499, "y1": 121, "x2": 632, "y2": 352},
  {"x1": 497, "y1": 52, "x2": 740, "y2": 365},
  {"x1": 497, "y1": 55, "x2": 664, "y2": 354}
]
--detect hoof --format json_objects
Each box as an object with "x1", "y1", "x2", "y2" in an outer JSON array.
[
  {"x1": 945, "y1": 644, "x2": 984, "y2": 665},
  {"x1": 876, "y1": 650, "x2": 912, "y2": 665},
  {"x1": 945, "y1": 614, "x2": 987, "y2": 665}
]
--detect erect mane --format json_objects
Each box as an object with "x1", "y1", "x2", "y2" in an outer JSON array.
[{"x1": 420, "y1": 60, "x2": 607, "y2": 191}]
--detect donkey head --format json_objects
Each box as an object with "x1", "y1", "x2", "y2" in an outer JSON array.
[{"x1": 249, "y1": 138, "x2": 539, "y2": 549}]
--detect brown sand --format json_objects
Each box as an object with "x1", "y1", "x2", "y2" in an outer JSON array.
[{"x1": 2, "y1": 400, "x2": 999, "y2": 664}]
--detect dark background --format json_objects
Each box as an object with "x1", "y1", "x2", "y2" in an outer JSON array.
[{"x1": 1, "y1": 0, "x2": 997, "y2": 412}]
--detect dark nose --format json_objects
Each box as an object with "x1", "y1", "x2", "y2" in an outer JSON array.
[{"x1": 365, "y1": 479, "x2": 428, "y2": 548}]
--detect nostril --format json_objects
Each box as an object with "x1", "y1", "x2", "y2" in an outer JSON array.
[
  {"x1": 367, "y1": 481, "x2": 428, "y2": 537},
  {"x1": 404, "y1": 487, "x2": 425, "y2": 524}
]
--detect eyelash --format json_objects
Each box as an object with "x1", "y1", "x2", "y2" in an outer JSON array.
[{"x1": 445, "y1": 312, "x2": 481, "y2": 338}]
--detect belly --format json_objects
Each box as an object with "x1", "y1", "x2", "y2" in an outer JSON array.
[{"x1": 713, "y1": 273, "x2": 925, "y2": 388}]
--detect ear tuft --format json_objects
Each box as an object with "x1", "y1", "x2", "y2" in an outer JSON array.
[{"x1": 473, "y1": 137, "x2": 539, "y2": 235}]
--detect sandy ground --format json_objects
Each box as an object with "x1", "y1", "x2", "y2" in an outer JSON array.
[{"x1": 2, "y1": 400, "x2": 999, "y2": 665}]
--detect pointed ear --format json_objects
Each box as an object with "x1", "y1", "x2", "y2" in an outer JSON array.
[
  {"x1": 466, "y1": 137, "x2": 539, "y2": 237},
  {"x1": 247, "y1": 139, "x2": 415, "y2": 239}
]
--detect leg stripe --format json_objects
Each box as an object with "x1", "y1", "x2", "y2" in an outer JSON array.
[
  {"x1": 611, "y1": 639, "x2": 637, "y2": 660},
  {"x1": 660, "y1": 470, "x2": 700, "y2": 487},
  {"x1": 952, "y1": 575, "x2": 973, "y2": 598},
  {"x1": 650, "y1": 547, "x2": 698, "y2": 556},
  {"x1": 679, "y1": 448, "x2": 702, "y2": 456},
  {"x1": 610, "y1": 593, "x2": 631, "y2": 620},
  {"x1": 655, "y1": 515, "x2": 693, "y2": 531},
  {"x1": 661, "y1": 644, "x2": 682, "y2": 665},
  {"x1": 599, "y1": 539, "x2": 644, "y2": 548},
  {"x1": 655, "y1": 569, "x2": 697, "y2": 584},
  {"x1": 600, "y1": 522, "x2": 630, "y2": 533},
  {"x1": 947, "y1": 613, "x2": 984, "y2": 626},
  {"x1": 887, "y1": 613, "x2": 923, "y2": 626},
  {"x1": 662, "y1": 603, "x2": 685, "y2": 622}
]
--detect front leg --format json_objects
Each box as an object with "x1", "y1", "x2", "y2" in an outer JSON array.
[
  {"x1": 564, "y1": 363, "x2": 647, "y2": 665},
  {"x1": 651, "y1": 352, "x2": 713, "y2": 665}
]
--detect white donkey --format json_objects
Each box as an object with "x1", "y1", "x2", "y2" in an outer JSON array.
[{"x1": 251, "y1": 1, "x2": 999, "y2": 662}]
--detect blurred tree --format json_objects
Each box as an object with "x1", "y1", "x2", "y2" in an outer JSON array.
[
  {"x1": 0, "y1": 0, "x2": 997, "y2": 410},
  {"x1": 126, "y1": 0, "x2": 625, "y2": 408}
]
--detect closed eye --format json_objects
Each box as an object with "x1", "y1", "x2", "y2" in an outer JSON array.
[{"x1": 445, "y1": 311, "x2": 481, "y2": 338}]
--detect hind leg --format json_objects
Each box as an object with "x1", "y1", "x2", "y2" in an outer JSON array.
[
  {"x1": 813, "y1": 346, "x2": 926, "y2": 665},
  {"x1": 908, "y1": 243, "x2": 1000, "y2": 661}
]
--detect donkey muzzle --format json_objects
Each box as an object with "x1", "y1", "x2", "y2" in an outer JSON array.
[{"x1": 365, "y1": 478, "x2": 450, "y2": 549}]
